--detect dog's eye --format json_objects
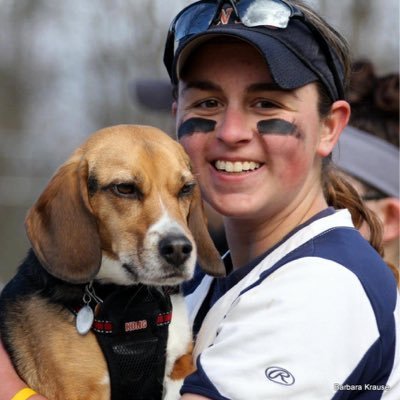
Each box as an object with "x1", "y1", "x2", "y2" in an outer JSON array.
[
  {"x1": 179, "y1": 182, "x2": 196, "y2": 197},
  {"x1": 112, "y1": 183, "x2": 142, "y2": 199}
]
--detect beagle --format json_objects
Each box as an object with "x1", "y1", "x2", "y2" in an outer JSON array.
[{"x1": 0, "y1": 125, "x2": 224, "y2": 400}]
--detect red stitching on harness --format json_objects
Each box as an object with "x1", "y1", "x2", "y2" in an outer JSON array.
[
  {"x1": 156, "y1": 312, "x2": 172, "y2": 326},
  {"x1": 93, "y1": 320, "x2": 113, "y2": 334}
]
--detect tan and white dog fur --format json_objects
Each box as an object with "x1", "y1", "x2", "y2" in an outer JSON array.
[{"x1": 0, "y1": 125, "x2": 224, "y2": 400}]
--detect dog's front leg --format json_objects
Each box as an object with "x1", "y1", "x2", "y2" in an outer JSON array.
[{"x1": 163, "y1": 293, "x2": 195, "y2": 400}]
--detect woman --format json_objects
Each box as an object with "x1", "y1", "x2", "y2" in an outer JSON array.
[
  {"x1": 164, "y1": 0, "x2": 399, "y2": 399},
  {"x1": 2, "y1": 1, "x2": 399, "y2": 399}
]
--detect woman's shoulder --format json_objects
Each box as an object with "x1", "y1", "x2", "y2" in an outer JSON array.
[{"x1": 258, "y1": 209, "x2": 394, "y2": 291}]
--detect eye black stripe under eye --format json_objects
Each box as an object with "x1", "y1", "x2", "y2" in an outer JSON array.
[
  {"x1": 177, "y1": 117, "x2": 216, "y2": 138},
  {"x1": 257, "y1": 119, "x2": 298, "y2": 136}
]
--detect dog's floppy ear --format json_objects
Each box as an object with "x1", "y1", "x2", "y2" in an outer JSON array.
[
  {"x1": 25, "y1": 150, "x2": 101, "y2": 284},
  {"x1": 188, "y1": 185, "x2": 225, "y2": 277}
]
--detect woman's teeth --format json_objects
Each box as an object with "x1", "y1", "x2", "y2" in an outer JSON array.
[{"x1": 215, "y1": 160, "x2": 261, "y2": 172}]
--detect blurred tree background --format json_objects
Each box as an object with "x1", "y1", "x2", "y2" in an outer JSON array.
[{"x1": 0, "y1": 0, "x2": 398, "y2": 285}]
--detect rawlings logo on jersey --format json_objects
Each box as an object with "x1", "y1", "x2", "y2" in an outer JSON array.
[{"x1": 265, "y1": 366, "x2": 295, "y2": 386}]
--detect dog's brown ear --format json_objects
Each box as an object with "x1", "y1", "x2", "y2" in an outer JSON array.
[
  {"x1": 25, "y1": 151, "x2": 101, "y2": 284},
  {"x1": 188, "y1": 185, "x2": 226, "y2": 277}
]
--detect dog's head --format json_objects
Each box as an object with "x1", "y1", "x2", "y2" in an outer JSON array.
[{"x1": 25, "y1": 125, "x2": 225, "y2": 285}]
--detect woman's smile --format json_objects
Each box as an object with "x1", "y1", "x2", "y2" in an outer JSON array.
[{"x1": 213, "y1": 160, "x2": 262, "y2": 173}]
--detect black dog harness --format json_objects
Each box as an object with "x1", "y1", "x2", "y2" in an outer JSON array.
[{"x1": 72, "y1": 284, "x2": 172, "y2": 400}]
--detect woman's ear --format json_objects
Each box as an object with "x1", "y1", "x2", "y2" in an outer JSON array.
[{"x1": 317, "y1": 100, "x2": 351, "y2": 157}]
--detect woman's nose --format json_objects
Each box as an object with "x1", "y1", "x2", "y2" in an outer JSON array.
[{"x1": 215, "y1": 107, "x2": 254, "y2": 145}]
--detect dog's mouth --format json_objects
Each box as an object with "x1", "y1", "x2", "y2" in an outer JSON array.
[
  {"x1": 163, "y1": 270, "x2": 192, "y2": 282},
  {"x1": 98, "y1": 247, "x2": 194, "y2": 286},
  {"x1": 122, "y1": 263, "x2": 190, "y2": 286}
]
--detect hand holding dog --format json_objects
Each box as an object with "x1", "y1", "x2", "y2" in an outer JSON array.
[{"x1": 0, "y1": 341, "x2": 47, "y2": 399}]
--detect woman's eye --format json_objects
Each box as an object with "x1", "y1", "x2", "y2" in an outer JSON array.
[
  {"x1": 197, "y1": 99, "x2": 220, "y2": 108},
  {"x1": 179, "y1": 182, "x2": 196, "y2": 197},
  {"x1": 112, "y1": 183, "x2": 141, "y2": 198},
  {"x1": 254, "y1": 100, "x2": 278, "y2": 109}
]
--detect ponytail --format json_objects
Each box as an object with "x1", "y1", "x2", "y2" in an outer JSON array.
[
  {"x1": 323, "y1": 162, "x2": 400, "y2": 284},
  {"x1": 323, "y1": 162, "x2": 383, "y2": 251}
]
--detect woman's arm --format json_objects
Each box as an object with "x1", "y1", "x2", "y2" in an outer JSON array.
[{"x1": 0, "y1": 341, "x2": 47, "y2": 400}]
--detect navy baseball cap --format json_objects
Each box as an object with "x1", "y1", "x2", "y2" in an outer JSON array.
[{"x1": 164, "y1": 0, "x2": 345, "y2": 101}]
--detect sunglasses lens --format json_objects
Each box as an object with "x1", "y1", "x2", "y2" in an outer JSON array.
[
  {"x1": 174, "y1": 3, "x2": 217, "y2": 42},
  {"x1": 173, "y1": 0, "x2": 293, "y2": 42},
  {"x1": 237, "y1": 0, "x2": 292, "y2": 28}
]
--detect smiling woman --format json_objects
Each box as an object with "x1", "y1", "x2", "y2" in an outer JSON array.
[{"x1": 163, "y1": 1, "x2": 400, "y2": 399}]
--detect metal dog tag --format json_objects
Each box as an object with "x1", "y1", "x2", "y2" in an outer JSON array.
[{"x1": 76, "y1": 305, "x2": 94, "y2": 335}]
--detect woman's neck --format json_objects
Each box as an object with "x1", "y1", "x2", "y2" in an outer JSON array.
[{"x1": 224, "y1": 193, "x2": 329, "y2": 270}]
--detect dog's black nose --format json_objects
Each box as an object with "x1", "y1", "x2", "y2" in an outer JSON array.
[{"x1": 159, "y1": 235, "x2": 193, "y2": 267}]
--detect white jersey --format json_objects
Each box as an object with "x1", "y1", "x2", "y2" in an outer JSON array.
[{"x1": 181, "y1": 209, "x2": 400, "y2": 399}]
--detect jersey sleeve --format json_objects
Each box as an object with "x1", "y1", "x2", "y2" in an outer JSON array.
[{"x1": 181, "y1": 258, "x2": 382, "y2": 400}]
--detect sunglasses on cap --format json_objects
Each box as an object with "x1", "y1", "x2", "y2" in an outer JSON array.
[{"x1": 163, "y1": 0, "x2": 345, "y2": 100}]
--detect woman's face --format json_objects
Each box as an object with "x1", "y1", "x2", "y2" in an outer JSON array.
[{"x1": 174, "y1": 40, "x2": 333, "y2": 221}]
